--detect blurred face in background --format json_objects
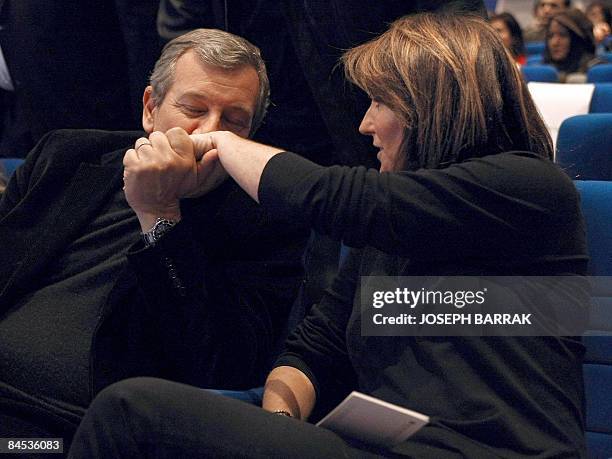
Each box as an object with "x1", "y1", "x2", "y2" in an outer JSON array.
[
  {"x1": 547, "y1": 19, "x2": 571, "y2": 61},
  {"x1": 491, "y1": 19, "x2": 513, "y2": 50},
  {"x1": 586, "y1": 4, "x2": 605, "y2": 24},
  {"x1": 537, "y1": 0, "x2": 567, "y2": 22}
]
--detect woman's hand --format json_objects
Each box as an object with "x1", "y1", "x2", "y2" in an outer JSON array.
[{"x1": 190, "y1": 131, "x2": 284, "y2": 203}]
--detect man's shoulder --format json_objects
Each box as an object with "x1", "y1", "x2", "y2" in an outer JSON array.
[{"x1": 40, "y1": 129, "x2": 143, "y2": 159}]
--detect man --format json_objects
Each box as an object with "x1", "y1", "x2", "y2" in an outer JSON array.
[
  {"x1": 524, "y1": 0, "x2": 571, "y2": 42},
  {"x1": 0, "y1": 28, "x2": 307, "y2": 444}
]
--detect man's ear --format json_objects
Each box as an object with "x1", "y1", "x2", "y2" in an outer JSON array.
[{"x1": 142, "y1": 86, "x2": 156, "y2": 133}]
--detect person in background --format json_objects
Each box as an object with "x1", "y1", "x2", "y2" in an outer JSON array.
[
  {"x1": 0, "y1": 0, "x2": 134, "y2": 158},
  {"x1": 490, "y1": 12, "x2": 528, "y2": 64},
  {"x1": 69, "y1": 12, "x2": 587, "y2": 458},
  {"x1": 524, "y1": 0, "x2": 571, "y2": 42},
  {"x1": 544, "y1": 8, "x2": 606, "y2": 82},
  {"x1": 586, "y1": 1, "x2": 612, "y2": 49}
]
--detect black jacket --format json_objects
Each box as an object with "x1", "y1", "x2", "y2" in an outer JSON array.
[{"x1": 0, "y1": 129, "x2": 307, "y2": 431}]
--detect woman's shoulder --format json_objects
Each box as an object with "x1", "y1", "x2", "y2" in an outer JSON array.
[{"x1": 447, "y1": 151, "x2": 579, "y2": 202}]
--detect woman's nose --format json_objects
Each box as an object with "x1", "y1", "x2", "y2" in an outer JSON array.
[{"x1": 359, "y1": 104, "x2": 375, "y2": 136}]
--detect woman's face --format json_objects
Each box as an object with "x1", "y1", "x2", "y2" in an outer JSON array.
[
  {"x1": 491, "y1": 19, "x2": 513, "y2": 50},
  {"x1": 547, "y1": 20, "x2": 571, "y2": 62},
  {"x1": 359, "y1": 100, "x2": 405, "y2": 172}
]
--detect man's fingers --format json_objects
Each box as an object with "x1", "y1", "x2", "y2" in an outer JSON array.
[
  {"x1": 134, "y1": 137, "x2": 152, "y2": 159},
  {"x1": 123, "y1": 148, "x2": 138, "y2": 167},
  {"x1": 148, "y1": 131, "x2": 171, "y2": 153}
]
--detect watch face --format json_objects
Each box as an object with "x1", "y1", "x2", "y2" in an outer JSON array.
[{"x1": 152, "y1": 220, "x2": 175, "y2": 240}]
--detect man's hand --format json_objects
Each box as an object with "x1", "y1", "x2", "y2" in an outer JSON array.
[{"x1": 123, "y1": 128, "x2": 228, "y2": 231}]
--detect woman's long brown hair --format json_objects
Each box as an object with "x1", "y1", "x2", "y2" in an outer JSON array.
[{"x1": 343, "y1": 13, "x2": 553, "y2": 171}]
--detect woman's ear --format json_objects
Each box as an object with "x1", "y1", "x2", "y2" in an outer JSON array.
[{"x1": 142, "y1": 86, "x2": 156, "y2": 133}]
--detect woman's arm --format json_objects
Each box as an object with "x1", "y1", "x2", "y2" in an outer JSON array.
[
  {"x1": 262, "y1": 366, "x2": 316, "y2": 420},
  {"x1": 192, "y1": 132, "x2": 580, "y2": 263}
]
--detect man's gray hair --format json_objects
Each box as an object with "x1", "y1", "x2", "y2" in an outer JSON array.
[{"x1": 150, "y1": 28, "x2": 270, "y2": 135}]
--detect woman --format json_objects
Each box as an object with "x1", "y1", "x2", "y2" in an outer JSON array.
[
  {"x1": 490, "y1": 12, "x2": 527, "y2": 65},
  {"x1": 543, "y1": 8, "x2": 606, "y2": 82},
  {"x1": 69, "y1": 13, "x2": 588, "y2": 458}
]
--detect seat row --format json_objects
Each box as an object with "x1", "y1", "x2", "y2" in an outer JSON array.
[{"x1": 523, "y1": 63, "x2": 612, "y2": 83}]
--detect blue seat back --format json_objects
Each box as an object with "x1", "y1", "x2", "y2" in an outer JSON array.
[
  {"x1": 525, "y1": 55, "x2": 543, "y2": 65},
  {"x1": 590, "y1": 83, "x2": 612, "y2": 113},
  {"x1": 522, "y1": 65, "x2": 559, "y2": 83},
  {"x1": 526, "y1": 41, "x2": 546, "y2": 55},
  {"x1": 574, "y1": 181, "x2": 612, "y2": 459},
  {"x1": 588, "y1": 64, "x2": 612, "y2": 83},
  {"x1": 556, "y1": 114, "x2": 612, "y2": 180}
]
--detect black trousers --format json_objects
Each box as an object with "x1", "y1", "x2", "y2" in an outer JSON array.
[{"x1": 67, "y1": 377, "x2": 398, "y2": 459}]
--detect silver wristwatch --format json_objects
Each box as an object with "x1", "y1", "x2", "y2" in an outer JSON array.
[{"x1": 142, "y1": 218, "x2": 177, "y2": 247}]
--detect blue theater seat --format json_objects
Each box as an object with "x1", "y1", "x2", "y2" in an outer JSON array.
[
  {"x1": 588, "y1": 64, "x2": 612, "y2": 83},
  {"x1": 526, "y1": 41, "x2": 546, "y2": 56},
  {"x1": 574, "y1": 180, "x2": 612, "y2": 459},
  {"x1": 590, "y1": 83, "x2": 612, "y2": 113},
  {"x1": 526, "y1": 54, "x2": 543, "y2": 65},
  {"x1": 556, "y1": 114, "x2": 612, "y2": 180},
  {"x1": 522, "y1": 65, "x2": 559, "y2": 83}
]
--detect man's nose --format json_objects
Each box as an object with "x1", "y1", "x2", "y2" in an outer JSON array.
[{"x1": 193, "y1": 114, "x2": 222, "y2": 134}]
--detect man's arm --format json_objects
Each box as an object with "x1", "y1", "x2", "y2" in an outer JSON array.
[{"x1": 122, "y1": 128, "x2": 307, "y2": 387}]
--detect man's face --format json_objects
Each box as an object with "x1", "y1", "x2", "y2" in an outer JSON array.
[
  {"x1": 142, "y1": 50, "x2": 259, "y2": 138},
  {"x1": 536, "y1": 0, "x2": 567, "y2": 21}
]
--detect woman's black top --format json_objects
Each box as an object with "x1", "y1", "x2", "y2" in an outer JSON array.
[{"x1": 262, "y1": 151, "x2": 588, "y2": 458}]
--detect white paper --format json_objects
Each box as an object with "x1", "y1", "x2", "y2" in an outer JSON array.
[
  {"x1": 527, "y1": 82, "x2": 595, "y2": 153},
  {"x1": 316, "y1": 391, "x2": 429, "y2": 449}
]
